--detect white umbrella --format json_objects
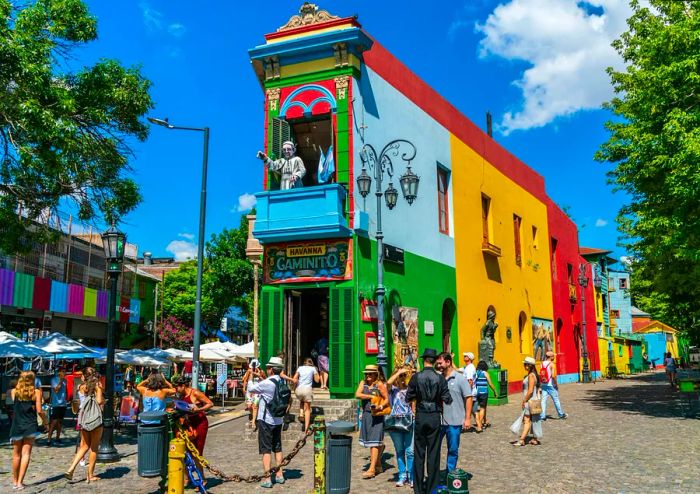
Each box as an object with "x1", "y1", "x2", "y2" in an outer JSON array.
[
  {"x1": 98, "y1": 349, "x2": 170, "y2": 367},
  {"x1": 34, "y1": 332, "x2": 98, "y2": 355},
  {"x1": 0, "y1": 340, "x2": 52, "y2": 358},
  {"x1": 198, "y1": 348, "x2": 244, "y2": 364},
  {"x1": 231, "y1": 341, "x2": 255, "y2": 358},
  {"x1": 200, "y1": 341, "x2": 239, "y2": 353},
  {"x1": 162, "y1": 348, "x2": 194, "y2": 362},
  {"x1": 0, "y1": 331, "x2": 20, "y2": 343}
]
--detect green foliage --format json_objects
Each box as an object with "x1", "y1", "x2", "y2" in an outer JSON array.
[
  {"x1": 157, "y1": 316, "x2": 193, "y2": 350},
  {"x1": 0, "y1": 0, "x2": 153, "y2": 253},
  {"x1": 597, "y1": 0, "x2": 700, "y2": 343},
  {"x1": 161, "y1": 216, "x2": 254, "y2": 328}
]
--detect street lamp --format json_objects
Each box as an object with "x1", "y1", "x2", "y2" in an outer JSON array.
[
  {"x1": 578, "y1": 263, "x2": 591, "y2": 383},
  {"x1": 97, "y1": 224, "x2": 126, "y2": 463},
  {"x1": 357, "y1": 139, "x2": 419, "y2": 376},
  {"x1": 148, "y1": 116, "x2": 209, "y2": 389}
]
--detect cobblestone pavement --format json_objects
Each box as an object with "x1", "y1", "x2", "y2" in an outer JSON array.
[{"x1": 1, "y1": 371, "x2": 699, "y2": 493}]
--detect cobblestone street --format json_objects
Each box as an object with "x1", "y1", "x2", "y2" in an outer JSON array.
[{"x1": 1, "y1": 371, "x2": 699, "y2": 493}]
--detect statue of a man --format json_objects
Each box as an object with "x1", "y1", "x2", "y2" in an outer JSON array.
[
  {"x1": 479, "y1": 308, "x2": 499, "y2": 368},
  {"x1": 256, "y1": 141, "x2": 306, "y2": 190}
]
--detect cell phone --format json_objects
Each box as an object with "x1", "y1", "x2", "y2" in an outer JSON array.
[{"x1": 370, "y1": 404, "x2": 376, "y2": 409}]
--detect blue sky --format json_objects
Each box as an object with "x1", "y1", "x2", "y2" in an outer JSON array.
[{"x1": 75, "y1": 0, "x2": 632, "y2": 262}]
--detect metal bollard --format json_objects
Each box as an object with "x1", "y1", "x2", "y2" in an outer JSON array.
[
  {"x1": 167, "y1": 438, "x2": 186, "y2": 494},
  {"x1": 313, "y1": 416, "x2": 326, "y2": 494}
]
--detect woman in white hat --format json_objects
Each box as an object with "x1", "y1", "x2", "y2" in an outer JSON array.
[
  {"x1": 511, "y1": 356, "x2": 543, "y2": 446},
  {"x1": 355, "y1": 364, "x2": 389, "y2": 479},
  {"x1": 243, "y1": 359, "x2": 266, "y2": 431}
]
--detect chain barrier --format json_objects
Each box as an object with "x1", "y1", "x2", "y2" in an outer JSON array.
[{"x1": 176, "y1": 423, "x2": 313, "y2": 483}]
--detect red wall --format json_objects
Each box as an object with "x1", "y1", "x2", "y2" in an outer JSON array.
[{"x1": 546, "y1": 200, "x2": 599, "y2": 378}]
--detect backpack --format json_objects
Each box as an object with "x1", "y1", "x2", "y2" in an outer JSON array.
[
  {"x1": 539, "y1": 362, "x2": 551, "y2": 384},
  {"x1": 265, "y1": 376, "x2": 291, "y2": 418},
  {"x1": 78, "y1": 395, "x2": 103, "y2": 431}
]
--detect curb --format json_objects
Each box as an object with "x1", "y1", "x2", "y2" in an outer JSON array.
[{"x1": 209, "y1": 410, "x2": 248, "y2": 429}]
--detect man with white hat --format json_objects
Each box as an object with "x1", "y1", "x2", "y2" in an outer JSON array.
[
  {"x1": 247, "y1": 356, "x2": 291, "y2": 488},
  {"x1": 540, "y1": 351, "x2": 567, "y2": 420},
  {"x1": 461, "y1": 352, "x2": 477, "y2": 429}
]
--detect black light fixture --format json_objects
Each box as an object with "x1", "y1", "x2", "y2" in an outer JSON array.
[
  {"x1": 399, "y1": 165, "x2": 420, "y2": 205},
  {"x1": 147, "y1": 116, "x2": 174, "y2": 129},
  {"x1": 101, "y1": 225, "x2": 126, "y2": 273},
  {"x1": 356, "y1": 168, "x2": 372, "y2": 198},
  {"x1": 384, "y1": 182, "x2": 398, "y2": 210}
]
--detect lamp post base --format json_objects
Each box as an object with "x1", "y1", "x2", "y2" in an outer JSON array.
[{"x1": 96, "y1": 421, "x2": 120, "y2": 463}]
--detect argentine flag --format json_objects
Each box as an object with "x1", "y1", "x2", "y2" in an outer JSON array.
[{"x1": 317, "y1": 145, "x2": 335, "y2": 183}]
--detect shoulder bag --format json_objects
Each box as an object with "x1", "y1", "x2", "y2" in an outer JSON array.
[
  {"x1": 527, "y1": 387, "x2": 543, "y2": 416},
  {"x1": 370, "y1": 393, "x2": 391, "y2": 417}
]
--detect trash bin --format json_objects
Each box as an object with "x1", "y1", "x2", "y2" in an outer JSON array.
[
  {"x1": 326, "y1": 420, "x2": 354, "y2": 494},
  {"x1": 446, "y1": 469, "x2": 473, "y2": 494},
  {"x1": 137, "y1": 411, "x2": 168, "y2": 477}
]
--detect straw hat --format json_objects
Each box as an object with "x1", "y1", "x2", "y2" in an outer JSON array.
[
  {"x1": 266, "y1": 356, "x2": 284, "y2": 368},
  {"x1": 362, "y1": 364, "x2": 379, "y2": 374},
  {"x1": 523, "y1": 356, "x2": 536, "y2": 365}
]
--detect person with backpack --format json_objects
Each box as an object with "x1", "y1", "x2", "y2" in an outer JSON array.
[
  {"x1": 64, "y1": 367, "x2": 104, "y2": 483},
  {"x1": 474, "y1": 361, "x2": 496, "y2": 432},
  {"x1": 247, "y1": 356, "x2": 291, "y2": 488},
  {"x1": 539, "y1": 351, "x2": 567, "y2": 420}
]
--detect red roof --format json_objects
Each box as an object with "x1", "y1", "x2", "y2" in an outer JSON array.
[{"x1": 579, "y1": 247, "x2": 613, "y2": 256}]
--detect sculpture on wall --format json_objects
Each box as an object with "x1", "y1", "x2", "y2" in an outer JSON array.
[
  {"x1": 479, "y1": 308, "x2": 499, "y2": 368},
  {"x1": 257, "y1": 141, "x2": 306, "y2": 190}
]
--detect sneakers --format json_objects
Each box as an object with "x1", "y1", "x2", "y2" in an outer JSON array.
[
  {"x1": 79, "y1": 459, "x2": 87, "y2": 467},
  {"x1": 260, "y1": 480, "x2": 273, "y2": 488},
  {"x1": 275, "y1": 473, "x2": 285, "y2": 485},
  {"x1": 396, "y1": 478, "x2": 406, "y2": 487},
  {"x1": 559, "y1": 413, "x2": 568, "y2": 419}
]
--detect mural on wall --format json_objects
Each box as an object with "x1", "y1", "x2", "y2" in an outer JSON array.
[
  {"x1": 392, "y1": 306, "x2": 419, "y2": 371},
  {"x1": 264, "y1": 239, "x2": 352, "y2": 283},
  {"x1": 532, "y1": 317, "x2": 554, "y2": 361}
]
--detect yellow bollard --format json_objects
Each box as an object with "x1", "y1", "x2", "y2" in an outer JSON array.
[
  {"x1": 313, "y1": 415, "x2": 326, "y2": 494},
  {"x1": 167, "y1": 438, "x2": 186, "y2": 494}
]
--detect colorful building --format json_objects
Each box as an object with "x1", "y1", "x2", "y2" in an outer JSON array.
[
  {"x1": 249, "y1": 4, "x2": 602, "y2": 397},
  {"x1": 608, "y1": 270, "x2": 632, "y2": 334},
  {"x1": 632, "y1": 307, "x2": 680, "y2": 368}
]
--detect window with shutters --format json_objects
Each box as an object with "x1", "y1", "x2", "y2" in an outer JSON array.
[{"x1": 329, "y1": 286, "x2": 354, "y2": 394}]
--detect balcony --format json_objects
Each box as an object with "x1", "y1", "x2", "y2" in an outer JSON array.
[
  {"x1": 568, "y1": 283, "x2": 578, "y2": 303},
  {"x1": 253, "y1": 184, "x2": 352, "y2": 244},
  {"x1": 481, "y1": 240, "x2": 502, "y2": 257}
]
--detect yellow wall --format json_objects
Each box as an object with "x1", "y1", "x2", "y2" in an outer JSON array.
[
  {"x1": 613, "y1": 338, "x2": 630, "y2": 372},
  {"x1": 598, "y1": 337, "x2": 610, "y2": 373},
  {"x1": 451, "y1": 136, "x2": 553, "y2": 380}
]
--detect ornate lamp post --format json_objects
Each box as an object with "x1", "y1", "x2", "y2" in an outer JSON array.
[
  {"x1": 578, "y1": 263, "x2": 591, "y2": 383},
  {"x1": 356, "y1": 140, "x2": 419, "y2": 376},
  {"x1": 97, "y1": 225, "x2": 126, "y2": 462},
  {"x1": 148, "y1": 117, "x2": 209, "y2": 388}
]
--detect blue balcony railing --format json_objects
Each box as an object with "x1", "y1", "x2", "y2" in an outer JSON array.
[{"x1": 253, "y1": 184, "x2": 352, "y2": 244}]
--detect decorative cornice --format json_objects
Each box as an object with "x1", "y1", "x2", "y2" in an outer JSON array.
[
  {"x1": 266, "y1": 88, "x2": 281, "y2": 111},
  {"x1": 278, "y1": 2, "x2": 340, "y2": 32}
]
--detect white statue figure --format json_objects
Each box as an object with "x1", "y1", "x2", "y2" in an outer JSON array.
[{"x1": 256, "y1": 141, "x2": 306, "y2": 190}]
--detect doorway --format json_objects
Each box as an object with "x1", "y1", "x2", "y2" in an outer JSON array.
[{"x1": 284, "y1": 288, "x2": 329, "y2": 376}]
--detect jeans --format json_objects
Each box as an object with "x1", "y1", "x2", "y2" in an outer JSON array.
[
  {"x1": 388, "y1": 428, "x2": 414, "y2": 482},
  {"x1": 439, "y1": 425, "x2": 462, "y2": 473},
  {"x1": 540, "y1": 384, "x2": 565, "y2": 419}
]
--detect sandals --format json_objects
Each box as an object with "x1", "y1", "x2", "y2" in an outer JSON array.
[
  {"x1": 512, "y1": 440, "x2": 526, "y2": 447},
  {"x1": 528, "y1": 439, "x2": 541, "y2": 446},
  {"x1": 362, "y1": 471, "x2": 376, "y2": 479},
  {"x1": 63, "y1": 471, "x2": 73, "y2": 481}
]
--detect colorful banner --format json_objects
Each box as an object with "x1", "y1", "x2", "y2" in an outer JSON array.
[
  {"x1": 68, "y1": 284, "x2": 85, "y2": 315},
  {"x1": 83, "y1": 288, "x2": 97, "y2": 318},
  {"x1": 129, "y1": 299, "x2": 141, "y2": 324},
  {"x1": 263, "y1": 239, "x2": 352, "y2": 284},
  {"x1": 96, "y1": 290, "x2": 109, "y2": 319},
  {"x1": 0, "y1": 268, "x2": 16, "y2": 306},
  {"x1": 32, "y1": 277, "x2": 51, "y2": 311},
  {"x1": 119, "y1": 296, "x2": 130, "y2": 323},
  {"x1": 49, "y1": 281, "x2": 68, "y2": 313},
  {"x1": 13, "y1": 272, "x2": 34, "y2": 309}
]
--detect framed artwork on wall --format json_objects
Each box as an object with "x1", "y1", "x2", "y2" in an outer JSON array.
[
  {"x1": 361, "y1": 299, "x2": 378, "y2": 322},
  {"x1": 365, "y1": 332, "x2": 378, "y2": 354}
]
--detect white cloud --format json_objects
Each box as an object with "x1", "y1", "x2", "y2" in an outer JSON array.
[
  {"x1": 178, "y1": 232, "x2": 195, "y2": 241},
  {"x1": 139, "y1": 2, "x2": 163, "y2": 31},
  {"x1": 168, "y1": 23, "x2": 186, "y2": 37},
  {"x1": 235, "y1": 193, "x2": 257, "y2": 212},
  {"x1": 477, "y1": 0, "x2": 633, "y2": 134},
  {"x1": 595, "y1": 218, "x2": 608, "y2": 227},
  {"x1": 166, "y1": 239, "x2": 197, "y2": 261}
]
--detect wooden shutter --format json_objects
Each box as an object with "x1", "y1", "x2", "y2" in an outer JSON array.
[
  {"x1": 270, "y1": 117, "x2": 291, "y2": 160},
  {"x1": 329, "y1": 286, "x2": 354, "y2": 394},
  {"x1": 260, "y1": 288, "x2": 282, "y2": 365}
]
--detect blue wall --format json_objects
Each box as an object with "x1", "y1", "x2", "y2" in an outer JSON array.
[
  {"x1": 352, "y1": 69, "x2": 455, "y2": 268},
  {"x1": 608, "y1": 270, "x2": 632, "y2": 334},
  {"x1": 643, "y1": 333, "x2": 667, "y2": 368}
]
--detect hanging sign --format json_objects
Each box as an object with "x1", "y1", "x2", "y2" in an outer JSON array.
[{"x1": 264, "y1": 239, "x2": 352, "y2": 284}]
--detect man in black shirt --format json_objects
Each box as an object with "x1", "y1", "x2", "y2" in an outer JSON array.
[{"x1": 406, "y1": 348, "x2": 452, "y2": 494}]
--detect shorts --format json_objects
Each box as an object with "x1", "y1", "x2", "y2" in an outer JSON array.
[
  {"x1": 295, "y1": 386, "x2": 313, "y2": 404},
  {"x1": 476, "y1": 393, "x2": 488, "y2": 408},
  {"x1": 50, "y1": 406, "x2": 67, "y2": 421},
  {"x1": 257, "y1": 420, "x2": 283, "y2": 454}
]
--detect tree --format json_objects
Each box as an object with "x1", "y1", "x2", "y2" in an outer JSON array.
[
  {"x1": 0, "y1": 0, "x2": 153, "y2": 253},
  {"x1": 596, "y1": 0, "x2": 700, "y2": 342},
  {"x1": 157, "y1": 316, "x2": 194, "y2": 350},
  {"x1": 161, "y1": 216, "x2": 254, "y2": 328}
]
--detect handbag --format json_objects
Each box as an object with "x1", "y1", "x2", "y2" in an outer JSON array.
[
  {"x1": 385, "y1": 414, "x2": 413, "y2": 432},
  {"x1": 527, "y1": 388, "x2": 543, "y2": 416},
  {"x1": 370, "y1": 394, "x2": 391, "y2": 417}
]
